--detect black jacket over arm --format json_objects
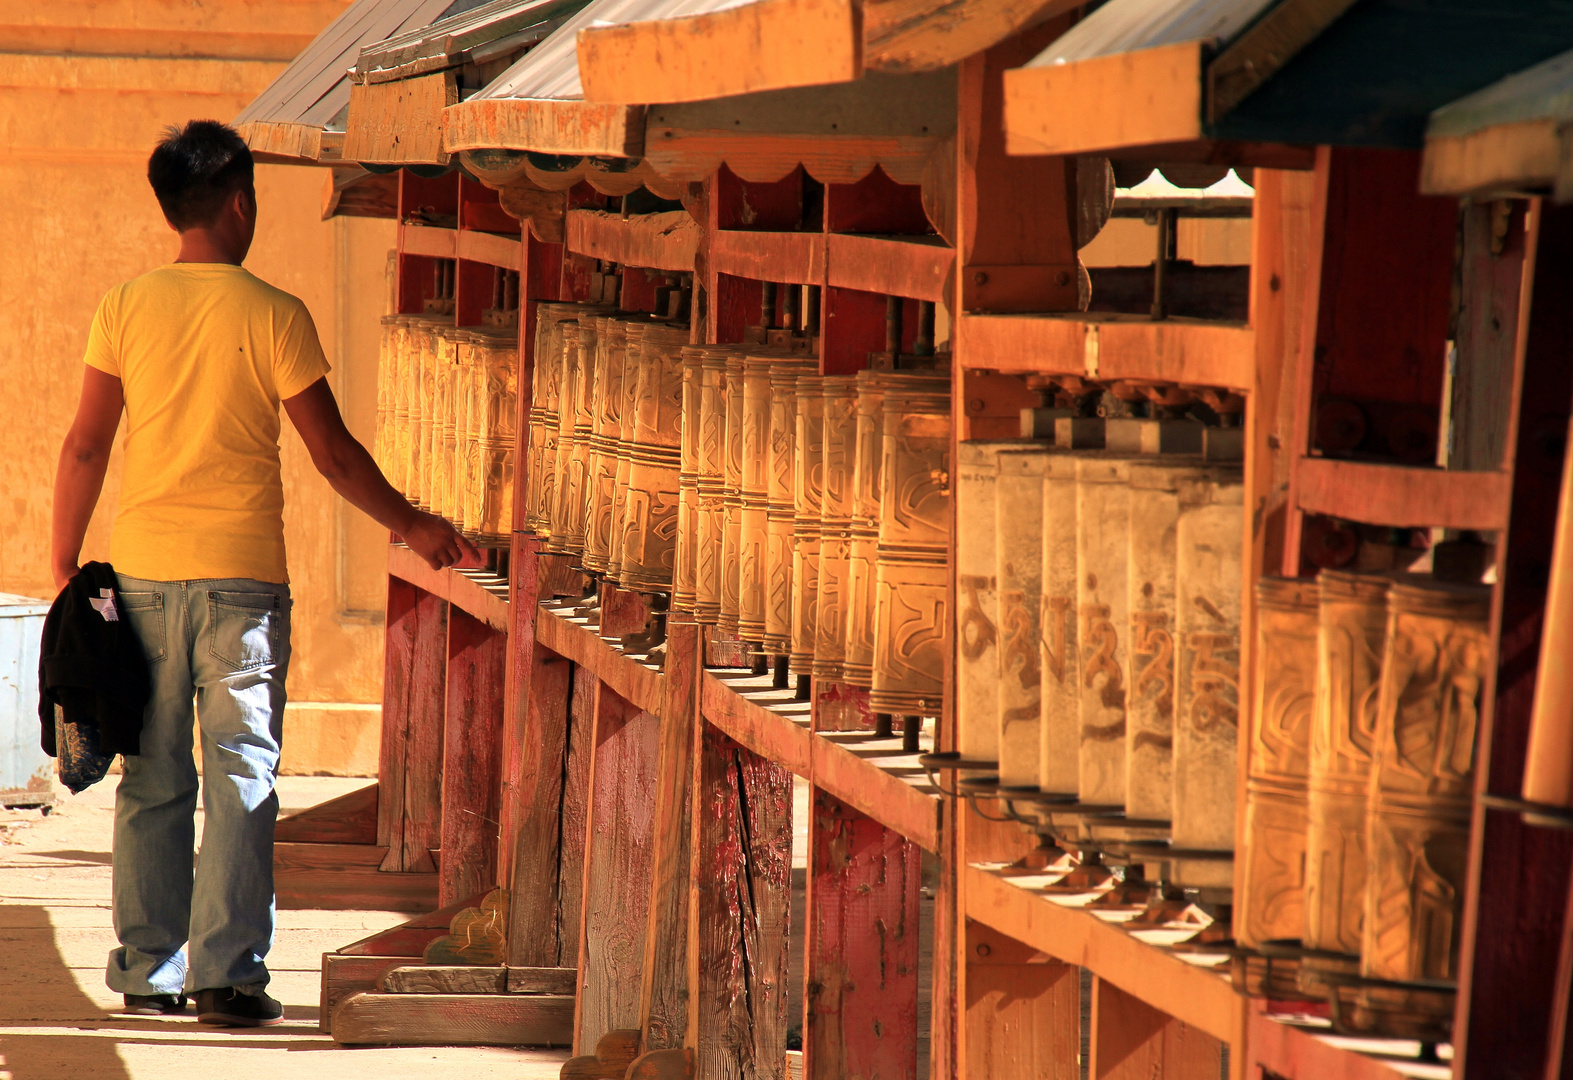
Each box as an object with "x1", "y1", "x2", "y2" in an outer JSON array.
[{"x1": 38, "y1": 561, "x2": 150, "y2": 757}]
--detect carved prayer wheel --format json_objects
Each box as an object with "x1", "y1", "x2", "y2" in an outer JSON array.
[
  {"x1": 870, "y1": 375, "x2": 951, "y2": 717},
  {"x1": 1238, "y1": 576, "x2": 1319, "y2": 955},
  {"x1": 408, "y1": 315, "x2": 453, "y2": 512},
  {"x1": 693, "y1": 348, "x2": 733, "y2": 623},
  {"x1": 581, "y1": 315, "x2": 628, "y2": 574},
  {"x1": 470, "y1": 325, "x2": 519, "y2": 545},
  {"x1": 617, "y1": 322, "x2": 687, "y2": 591},
  {"x1": 673, "y1": 345, "x2": 705, "y2": 613},
  {"x1": 386, "y1": 314, "x2": 414, "y2": 495},
  {"x1": 1038, "y1": 451, "x2": 1082, "y2": 799},
  {"x1": 1124, "y1": 461, "x2": 1181, "y2": 824},
  {"x1": 525, "y1": 304, "x2": 583, "y2": 539},
  {"x1": 1076, "y1": 456, "x2": 1132, "y2": 810},
  {"x1": 1300, "y1": 570, "x2": 1391, "y2": 998},
  {"x1": 790, "y1": 378, "x2": 826, "y2": 678},
  {"x1": 738, "y1": 353, "x2": 782, "y2": 643},
  {"x1": 546, "y1": 319, "x2": 591, "y2": 556},
  {"x1": 996, "y1": 445, "x2": 1052, "y2": 790},
  {"x1": 956, "y1": 442, "x2": 1012, "y2": 766},
  {"x1": 1170, "y1": 464, "x2": 1244, "y2": 890},
  {"x1": 374, "y1": 314, "x2": 399, "y2": 485},
  {"x1": 718, "y1": 353, "x2": 747, "y2": 634},
  {"x1": 1352, "y1": 580, "x2": 1490, "y2": 1039},
  {"x1": 814, "y1": 376, "x2": 860, "y2": 682},
  {"x1": 843, "y1": 370, "x2": 890, "y2": 688},
  {"x1": 608, "y1": 322, "x2": 646, "y2": 581},
  {"x1": 440, "y1": 328, "x2": 472, "y2": 531},
  {"x1": 764, "y1": 359, "x2": 816, "y2": 656}
]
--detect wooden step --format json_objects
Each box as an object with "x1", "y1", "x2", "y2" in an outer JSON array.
[
  {"x1": 276, "y1": 782, "x2": 378, "y2": 844},
  {"x1": 275, "y1": 841, "x2": 437, "y2": 911},
  {"x1": 331, "y1": 991, "x2": 575, "y2": 1047},
  {"x1": 378, "y1": 964, "x2": 577, "y2": 995}
]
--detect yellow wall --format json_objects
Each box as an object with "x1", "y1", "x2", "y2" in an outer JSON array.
[{"x1": 0, "y1": 1, "x2": 395, "y2": 770}]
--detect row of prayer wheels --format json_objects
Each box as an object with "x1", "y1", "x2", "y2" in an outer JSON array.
[
  {"x1": 1240, "y1": 570, "x2": 1489, "y2": 1040},
  {"x1": 521, "y1": 302, "x2": 953, "y2": 718},
  {"x1": 373, "y1": 313, "x2": 520, "y2": 543},
  {"x1": 956, "y1": 418, "x2": 1245, "y2": 891}
]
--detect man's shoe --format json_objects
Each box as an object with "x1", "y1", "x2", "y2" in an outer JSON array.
[
  {"x1": 194, "y1": 987, "x2": 284, "y2": 1027},
  {"x1": 121, "y1": 992, "x2": 187, "y2": 1015}
]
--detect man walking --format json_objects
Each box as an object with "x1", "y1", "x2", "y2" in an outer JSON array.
[{"x1": 49, "y1": 120, "x2": 476, "y2": 1025}]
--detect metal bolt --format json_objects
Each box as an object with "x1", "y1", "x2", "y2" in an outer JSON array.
[
  {"x1": 967, "y1": 398, "x2": 986, "y2": 414},
  {"x1": 1055, "y1": 270, "x2": 1071, "y2": 286},
  {"x1": 976, "y1": 943, "x2": 992, "y2": 957},
  {"x1": 972, "y1": 270, "x2": 989, "y2": 286}
]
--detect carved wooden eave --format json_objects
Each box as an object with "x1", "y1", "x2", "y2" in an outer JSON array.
[
  {"x1": 238, "y1": 121, "x2": 346, "y2": 166},
  {"x1": 343, "y1": 70, "x2": 460, "y2": 166}
]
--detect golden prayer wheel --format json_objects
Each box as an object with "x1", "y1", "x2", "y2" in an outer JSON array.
[
  {"x1": 843, "y1": 370, "x2": 890, "y2": 688},
  {"x1": 582, "y1": 316, "x2": 628, "y2": 574},
  {"x1": 616, "y1": 322, "x2": 687, "y2": 591},
  {"x1": 1238, "y1": 576, "x2": 1319, "y2": 960},
  {"x1": 673, "y1": 345, "x2": 705, "y2": 613},
  {"x1": 386, "y1": 315, "x2": 415, "y2": 496},
  {"x1": 718, "y1": 353, "x2": 747, "y2": 633},
  {"x1": 764, "y1": 358, "x2": 816, "y2": 656},
  {"x1": 1076, "y1": 456, "x2": 1133, "y2": 809},
  {"x1": 1038, "y1": 451, "x2": 1082, "y2": 798},
  {"x1": 870, "y1": 375, "x2": 951, "y2": 717},
  {"x1": 439, "y1": 327, "x2": 471, "y2": 531},
  {"x1": 995, "y1": 445, "x2": 1053, "y2": 791},
  {"x1": 1124, "y1": 461, "x2": 1182, "y2": 824},
  {"x1": 407, "y1": 315, "x2": 453, "y2": 512},
  {"x1": 1170, "y1": 464, "x2": 1244, "y2": 890},
  {"x1": 525, "y1": 304, "x2": 582, "y2": 539},
  {"x1": 956, "y1": 442, "x2": 1013, "y2": 767},
  {"x1": 738, "y1": 353, "x2": 781, "y2": 643},
  {"x1": 608, "y1": 322, "x2": 646, "y2": 581},
  {"x1": 814, "y1": 376, "x2": 860, "y2": 681},
  {"x1": 1351, "y1": 580, "x2": 1490, "y2": 1040},
  {"x1": 568, "y1": 321, "x2": 600, "y2": 560},
  {"x1": 547, "y1": 321, "x2": 594, "y2": 556},
  {"x1": 693, "y1": 349, "x2": 733, "y2": 623},
  {"x1": 789, "y1": 378, "x2": 826, "y2": 678},
  {"x1": 469, "y1": 326, "x2": 519, "y2": 545},
  {"x1": 374, "y1": 314, "x2": 399, "y2": 483},
  {"x1": 1300, "y1": 570, "x2": 1391, "y2": 999}
]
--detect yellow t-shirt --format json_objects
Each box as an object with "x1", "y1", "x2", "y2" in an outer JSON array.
[{"x1": 83, "y1": 263, "x2": 330, "y2": 584}]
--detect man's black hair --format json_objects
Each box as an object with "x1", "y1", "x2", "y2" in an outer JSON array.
[{"x1": 147, "y1": 120, "x2": 255, "y2": 231}]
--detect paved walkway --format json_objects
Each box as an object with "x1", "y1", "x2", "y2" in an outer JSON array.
[{"x1": 0, "y1": 776, "x2": 570, "y2": 1079}]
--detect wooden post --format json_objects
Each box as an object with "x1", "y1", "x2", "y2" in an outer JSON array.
[
  {"x1": 803, "y1": 792, "x2": 922, "y2": 1080},
  {"x1": 575, "y1": 684, "x2": 661, "y2": 1053},
  {"x1": 380, "y1": 579, "x2": 446, "y2": 874},
  {"x1": 507, "y1": 642, "x2": 574, "y2": 967},
  {"x1": 1455, "y1": 202, "x2": 1573, "y2": 1080},
  {"x1": 687, "y1": 722, "x2": 794, "y2": 1079},
  {"x1": 440, "y1": 608, "x2": 507, "y2": 907},
  {"x1": 962, "y1": 921, "x2": 1078, "y2": 1080},
  {"x1": 498, "y1": 535, "x2": 544, "y2": 886},
  {"x1": 1088, "y1": 977, "x2": 1221, "y2": 1080}
]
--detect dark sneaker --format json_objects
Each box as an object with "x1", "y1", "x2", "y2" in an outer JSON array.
[
  {"x1": 122, "y1": 992, "x2": 187, "y2": 1015},
  {"x1": 194, "y1": 987, "x2": 284, "y2": 1027}
]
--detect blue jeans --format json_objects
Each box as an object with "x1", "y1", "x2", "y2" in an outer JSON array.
[{"x1": 105, "y1": 575, "x2": 291, "y2": 996}]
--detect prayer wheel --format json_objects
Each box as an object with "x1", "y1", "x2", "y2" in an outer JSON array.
[
  {"x1": 814, "y1": 376, "x2": 859, "y2": 682},
  {"x1": 870, "y1": 375, "x2": 951, "y2": 717},
  {"x1": 389, "y1": 315, "x2": 415, "y2": 498},
  {"x1": 1238, "y1": 576, "x2": 1318, "y2": 953},
  {"x1": 374, "y1": 314, "x2": 400, "y2": 485},
  {"x1": 1170, "y1": 464, "x2": 1243, "y2": 890},
  {"x1": 545, "y1": 319, "x2": 591, "y2": 556},
  {"x1": 738, "y1": 353, "x2": 780, "y2": 643},
  {"x1": 956, "y1": 442, "x2": 1013, "y2": 767},
  {"x1": 843, "y1": 370, "x2": 890, "y2": 688},
  {"x1": 1124, "y1": 461, "x2": 1181, "y2": 824},
  {"x1": 581, "y1": 315, "x2": 629, "y2": 574},
  {"x1": 789, "y1": 378, "x2": 826, "y2": 678},
  {"x1": 568, "y1": 321, "x2": 599, "y2": 559},
  {"x1": 1300, "y1": 570, "x2": 1390, "y2": 998},
  {"x1": 1076, "y1": 456, "x2": 1132, "y2": 810},
  {"x1": 408, "y1": 315, "x2": 453, "y2": 512},
  {"x1": 525, "y1": 304, "x2": 583, "y2": 539},
  {"x1": 1524, "y1": 417, "x2": 1573, "y2": 815},
  {"x1": 437, "y1": 327, "x2": 469, "y2": 531},
  {"x1": 673, "y1": 346, "x2": 705, "y2": 613},
  {"x1": 693, "y1": 348, "x2": 733, "y2": 623},
  {"x1": 617, "y1": 322, "x2": 687, "y2": 591},
  {"x1": 1038, "y1": 451, "x2": 1082, "y2": 799},
  {"x1": 996, "y1": 445, "x2": 1052, "y2": 791},
  {"x1": 608, "y1": 322, "x2": 646, "y2": 581},
  {"x1": 1352, "y1": 580, "x2": 1490, "y2": 1039},
  {"x1": 470, "y1": 325, "x2": 519, "y2": 544},
  {"x1": 719, "y1": 353, "x2": 747, "y2": 633},
  {"x1": 764, "y1": 359, "x2": 816, "y2": 656}
]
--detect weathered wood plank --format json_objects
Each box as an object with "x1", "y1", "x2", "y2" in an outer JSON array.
[
  {"x1": 321, "y1": 954, "x2": 409, "y2": 1036},
  {"x1": 509, "y1": 966, "x2": 582, "y2": 995},
  {"x1": 275, "y1": 781, "x2": 378, "y2": 845},
  {"x1": 1246, "y1": 999, "x2": 1421, "y2": 1080},
  {"x1": 498, "y1": 536, "x2": 544, "y2": 892},
  {"x1": 802, "y1": 794, "x2": 922, "y2": 1080},
  {"x1": 380, "y1": 965, "x2": 509, "y2": 995},
  {"x1": 576, "y1": 686, "x2": 661, "y2": 1053},
  {"x1": 343, "y1": 69, "x2": 455, "y2": 165},
  {"x1": 536, "y1": 603, "x2": 665, "y2": 715},
  {"x1": 388, "y1": 542, "x2": 509, "y2": 633},
  {"x1": 401, "y1": 222, "x2": 456, "y2": 259},
  {"x1": 338, "y1": 893, "x2": 489, "y2": 958},
  {"x1": 825, "y1": 233, "x2": 952, "y2": 304},
  {"x1": 331, "y1": 992, "x2": 575, "y2": 1047},
  {"x1": 389, "y1": 575, "x2": 446, "y2": 875},
  {"x1": 441, "y1": 610, "x2": 507, "y2": 907},
  {"x1": 560, "y1": 665, "x2": 598, "y2": 972},
  {"x1": 566, "y1": 210, "x2": 701, "y2": 273},
  {"x1": 274, "y1": 842, "x2": 386, "y2": 871},
  {"x1": 1089, "y1": 976, "x2": 1222, "y2": 1080},
  {"x1": 277, "y1": 863, "x2": 438, "y2": 913},
  {"x1": 866, "y1": 0, "x2": 1080, "y2": 73},
  {"x1": 963, "y1": 921, "x2": 1079, "y2": 1080},
  {"x1": 810, "y1": 733, "x2": 942, "y2": 853},
  {"x1": 1294, "y1": 458, "x2": 1511, "y2": 531},
  {"x1": 507, "y1": 642, "x2": 573, "y2": 968},
  {"x1": 709, "y1": 230, "x2": 826, "y2": 287},
  {"x1": 700, "y1": 670, "x2": 813, "y2": 776},
  {"x1": 443, "y1": 99, "x2": 646, "y2": 158},
  {"x1": 456, "y1": 228, "x2": 523, "y2": 271}
]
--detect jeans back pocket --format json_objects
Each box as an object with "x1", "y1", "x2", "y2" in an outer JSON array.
[
  {"x1": 118, "y1": 591, "x2": 167, "y2": 664},
  {"x1": 208, "y1": 591, "x2": 284, "y2": 673}
]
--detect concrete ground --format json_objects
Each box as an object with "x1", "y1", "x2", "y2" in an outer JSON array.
[{"x1": 0, "y1": 776, "x2": 571, "y2": 1079}]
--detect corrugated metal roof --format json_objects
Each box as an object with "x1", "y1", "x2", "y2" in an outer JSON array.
[
  {"x1": 472, "y1": 0, "x2": 750, "y2": 102},
  {"x1": 1024, "y1": 0, "x2": 1277, "y2": 68},
  {"x1": 1428, "y1": 47, "x2": 1573, "y2": 139},
  {"x1": 353, "y1": 0, "x2": 590, "y2": 85},
  {"x1": 235, "y1": 0, "x2": 469, "y2": 130}
]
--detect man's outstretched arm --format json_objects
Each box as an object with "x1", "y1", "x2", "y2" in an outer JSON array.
[
  {"x1": 283, "y1": 376, "x2": 481, "y2": 570},
  {"x1": 51, "y1": 365, "x2": 124, "y2": 591}
]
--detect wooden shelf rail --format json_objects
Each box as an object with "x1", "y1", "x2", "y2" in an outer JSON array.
[
  {"x1": 534, "y1": 599, "x2": 665, "y2": 716},
  {"x1": 825, "y1": 232, "x2": 952, "y2": 303},
  {"x1": 565, "y1": 209, "x2": 701, "y2": 272},
  {"x1": 387, "y1": 544, "x2": 510, "y2": 633},
  {"x1": 401, "y1": 223, "x2": 523, "y2": 269},
  {"x1": 1294, "y1": 457, "x2": 1512, "y2": 531}
]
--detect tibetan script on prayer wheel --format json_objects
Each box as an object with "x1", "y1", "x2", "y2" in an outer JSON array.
[
  {"x1": 1038, "y1": 451, "x2": 1082, "y2": 799},
  {"x1": 790, "y1": 379, "x2": 826, "y2": 678},
  {"x1": 582, "y1": 316, "x2": 629, "y2": 574},
  {"x1": 617, "y1": 323, "x2": 687, "y2": 591},
  {"x1": 1076, "y1": 455, "x2": 1132, "y2": 810},
  {"x1": 693, "y1": 349, "x2": 733, "y2": 623},
  {"x1": 814, "y1": 376, "x2": 859, "y2": 682},
  {"x1": 956, "y1": 442, "x2": 1013, "y2": 766},
  {"x1": 764, "y1": 360, "x2": 815, "y2": 656},
  {"x1": 1124, "y1": 461, "x2": 1183, "y2": 825},
  {"x1": 844, "y1": 371, "x2": 890, "y2": 689},
  {"x1": 996, "y1": 446, "x2": 1052, "y2": 791},
  {"x1": 673, "y1": 346, "x2": 705, "y2": 612},
  {"x1": 719, "y1": 353, "x2": 746, "y2": 634}
]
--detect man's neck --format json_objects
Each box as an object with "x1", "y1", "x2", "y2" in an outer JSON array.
[{"x1": 174, "y1": 229, "x2": 245, "y2": 266}]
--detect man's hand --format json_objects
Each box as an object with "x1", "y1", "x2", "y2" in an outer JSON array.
[
  {"x1": 52, "y1": 365, "x2": 124, "y2": 594},
  {"x1": 401, "y1": 510, "x2": 482, "y2": 571},
  {"x1": 283, "y1": 378, "x2": 481, "y2": 569}
]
